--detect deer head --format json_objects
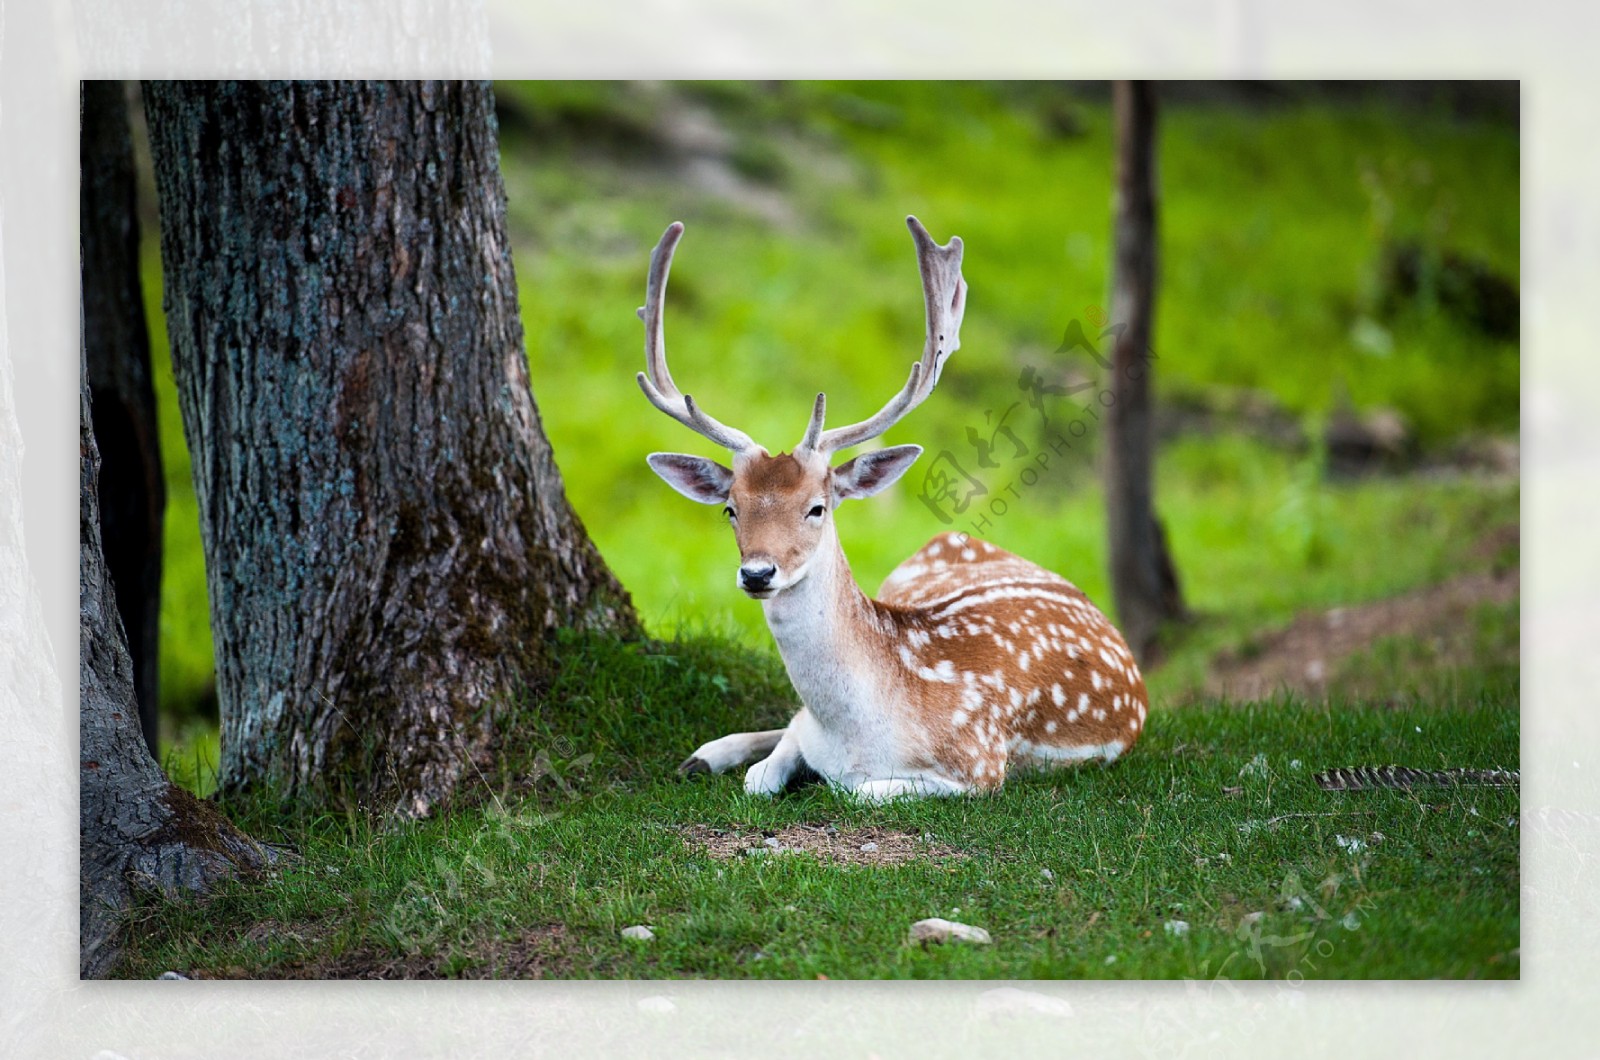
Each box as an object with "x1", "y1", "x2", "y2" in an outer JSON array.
[{"x1": 639, "y1": 217, "x2": 968, "y2": 599}]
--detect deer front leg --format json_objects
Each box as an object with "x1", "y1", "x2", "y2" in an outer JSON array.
[
  {"x1": 850, "y1": 775, "x2": 970, "y2": 803},
  {"x1": 743, "y1": 719, "x2": 807, "y2": 796},
  {"x1": 679, "y1": 728, "x2": 787, "y2": 776}
]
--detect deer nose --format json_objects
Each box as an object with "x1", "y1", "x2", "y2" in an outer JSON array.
[{"x1": 739, "y1": 562, "x2": 777, "y2": 591}]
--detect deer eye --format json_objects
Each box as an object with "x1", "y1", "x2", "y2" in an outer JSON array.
[{"x1": 807, "y1": 504, "x2": 826, "y2": 519}]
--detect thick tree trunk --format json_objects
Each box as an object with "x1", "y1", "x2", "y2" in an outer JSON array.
[
  {"x1": 1105, "y1": 80, "x2": 1186, "y2": 664},
  {"x1": 142, "y1": 81, "x2": 637, "y2": 817},
  {"x1": 82, "y1": 80, "x2": 165, "y2": 758},
  {"x1": 79, "y1": 346, "x2": 274, "y2": 979}
]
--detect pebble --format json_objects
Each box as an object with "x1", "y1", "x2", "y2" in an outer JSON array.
[
  {"x1": 1040, "y1": 868, "x2": 1054, "y2": 881},
  {"x1": 621, "y1": 925, "x2": 655, "y2": 941},
  {"x1": 860, "y1": 842, "x2": 879, "y2": 853},
  {"x1": 1163, "y1": 920, "x2": 1190, "y2": 937},
  {"x1": 156, "y1": 971, "x2": 190, "y2": 980},
  {"x1": 908, "y1": 918, "x2": 992, "y2": 945}
]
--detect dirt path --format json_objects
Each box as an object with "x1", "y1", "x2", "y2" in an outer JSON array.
[{"x1": 1204, "y1": 526, "x2": 1519, "y2": 704}]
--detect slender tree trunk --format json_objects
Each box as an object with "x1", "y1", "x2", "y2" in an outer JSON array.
[
  {"x1": 79, "y1": 344, "x2": 273, "y2": 979},
  {"x1": 82, "y1": 80, "x2": 165, "y2": 758},
  {"x1": 1105, "y1": 80, "x2": 1185, "y2": 664},
  {"x1": 142, "y1": 81, "x2": 637, "y2": 817}
]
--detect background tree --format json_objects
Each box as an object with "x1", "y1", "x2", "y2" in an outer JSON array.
[
  {"x1": 79, "y1": 345, "x2": 273, "y2": 978},
  {"x1": 1104, "y1": 80, "x2": 1186, "y2": 663},
  {"x1": 81, "y1": 80, "x2": 164, "y2": 757},
  {"x1": 142, "y1": 81, "x2": 637, "y2": 817}
]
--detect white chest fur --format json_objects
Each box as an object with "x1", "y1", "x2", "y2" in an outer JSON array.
[{"x1": 761, "y1": 540, "x2": 911, "y2": 786}]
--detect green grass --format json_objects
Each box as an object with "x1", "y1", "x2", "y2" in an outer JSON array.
[
  {"x1": 116, "y1": 630, "x2": 1518, "y2": 981},
  {"x1": 123, "y1": 84, "x2": 1519, "y2": 979},
  {"x1": 146, "y1": 83, "x2": 1519, "y2": 737}
]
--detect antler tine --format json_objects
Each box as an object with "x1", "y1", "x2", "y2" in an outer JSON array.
[
  {"x1": 796, "y1": 392, "x2": 827, "y2": 452},
  {"x1": 636, "y1": 222, "x2": 755, "y2": 453},
  {"x1": 816, "y1": 215, "x2": 967, "y2": 453}
]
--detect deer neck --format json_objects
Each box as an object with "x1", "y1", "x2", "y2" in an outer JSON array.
[{"x1": 760, "y1": 527, "x2": 887, "y2": 727}]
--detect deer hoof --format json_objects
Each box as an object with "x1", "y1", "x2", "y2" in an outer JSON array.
[{"x1": 678, "y1": 756, "x2": 711, "y2": 777}]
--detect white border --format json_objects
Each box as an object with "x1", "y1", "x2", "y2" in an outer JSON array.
[{"x1": 4, "y1": 1, "x2": 1592, "y2": 1055}]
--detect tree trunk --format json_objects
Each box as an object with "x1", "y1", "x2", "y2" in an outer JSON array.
[
  {"x1": 82, "y1": 79, "x2": 165, "y2": 759},
  {"x1": 79, "y1": 344, "x2": 274, "y2": 979},
  {"x1": 142, "y1": 81, "x2": 637, "y2": 817},
  {"x1": 1105, "y1": 80, "x2": 1186, "y2": 664}
]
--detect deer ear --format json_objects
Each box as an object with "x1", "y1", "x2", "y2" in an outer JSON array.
[
  {"x1": 647, "y1": 453, "x2": 734, "y2": 505},
  {"x1": 832, "y1": 444, "x2": 923, "y2": 501}
]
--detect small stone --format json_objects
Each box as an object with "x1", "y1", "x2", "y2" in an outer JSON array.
[
  {"x1": 860, "y1": 842, "x2": 879, "y2": 853},
  {"x1": 1040, "y1": 868, "x2": 1055, "y2": 881},
  {"x1": 1335, "y1": 834, "x2": 1366, "y2": 854},
  {"x1": 621, "y1": 925, "x2": 655, "y2": 941},
  {"x1": 763, "y1": 836, "x2": 782, "y2": 848},
  {"x1": 636, "y1": 995, "x2": 675, "y2": 1013},
  {"x1": 784, "y1": 904, "x2": 798, "y2": 913},
  {"x1": 1104, "y1": 954, "x2": 1117, "y2": 965},
  {"x1": 1163, "y1": 919, "x2": 1190, "y2": 937},
  {"x1": 156, "y1": 970, "x2": 190, "y2": 980},
  {"x1": 908, "y1": 917, "x2": 992, "y2": 945}
]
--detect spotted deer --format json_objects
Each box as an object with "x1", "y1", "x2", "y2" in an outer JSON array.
[{"x1": 638, "y1": 216, "x2": 1147, "y2": 801}]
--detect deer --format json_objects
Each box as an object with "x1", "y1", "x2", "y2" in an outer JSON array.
[{"x1": 637, "y1": 216, "x2": 1148, "y2": 802}]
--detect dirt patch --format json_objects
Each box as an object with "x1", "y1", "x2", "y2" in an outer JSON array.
[
  {"x1": 680, "y1": 824, "x2": 963, "y2": 866},
  {"x1": 467, "y1": 924, "x2": 574, "y2": 979},
  {"x1": 239, "y1": 917, "x2": 328, "y2": 948},
  {"x1": 197, "y1": 923, "x2": 572, "y2": 980},
  {"x1": 1203, "y1": 559, "x2": 1518, "y2": 705}
]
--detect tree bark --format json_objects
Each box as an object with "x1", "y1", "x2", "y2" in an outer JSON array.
[
  {"x1": 142, "y1": 81, "x2": 637, "y2": 817},
  {"x1": 79, "y1": 344, "x2": 274, "y2": 979},
  {"x1": 82, "y1": 80, "x2": 165, "y2": 758},
  {"x1": 1105, "y1": 80, "x2": 1186, "y2": 664}
]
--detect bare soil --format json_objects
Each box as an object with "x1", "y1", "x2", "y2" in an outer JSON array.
[
  {"x1": 680, "y1": 824, "x2": 964, "y2": 866},
  {"x1": 1203, "y1": 524, "x2": 1519, "y2": 704}
]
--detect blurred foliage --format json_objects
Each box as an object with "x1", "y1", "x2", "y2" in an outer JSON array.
[{"x1": 143, "y1": 81, "x2": 1519, "y2": 754}]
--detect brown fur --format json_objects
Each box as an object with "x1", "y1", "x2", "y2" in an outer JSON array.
[{"x1": 873, "y1": 531, "x2": 1147, "y2": 790}]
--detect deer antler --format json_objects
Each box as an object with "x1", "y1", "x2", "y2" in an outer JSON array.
[
  {"x1": 636, "y1": 222, "x2": 756, "y2": 453},
  {"x1": 800, "y1": 215, "x2": 967, "y2": 454}
]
